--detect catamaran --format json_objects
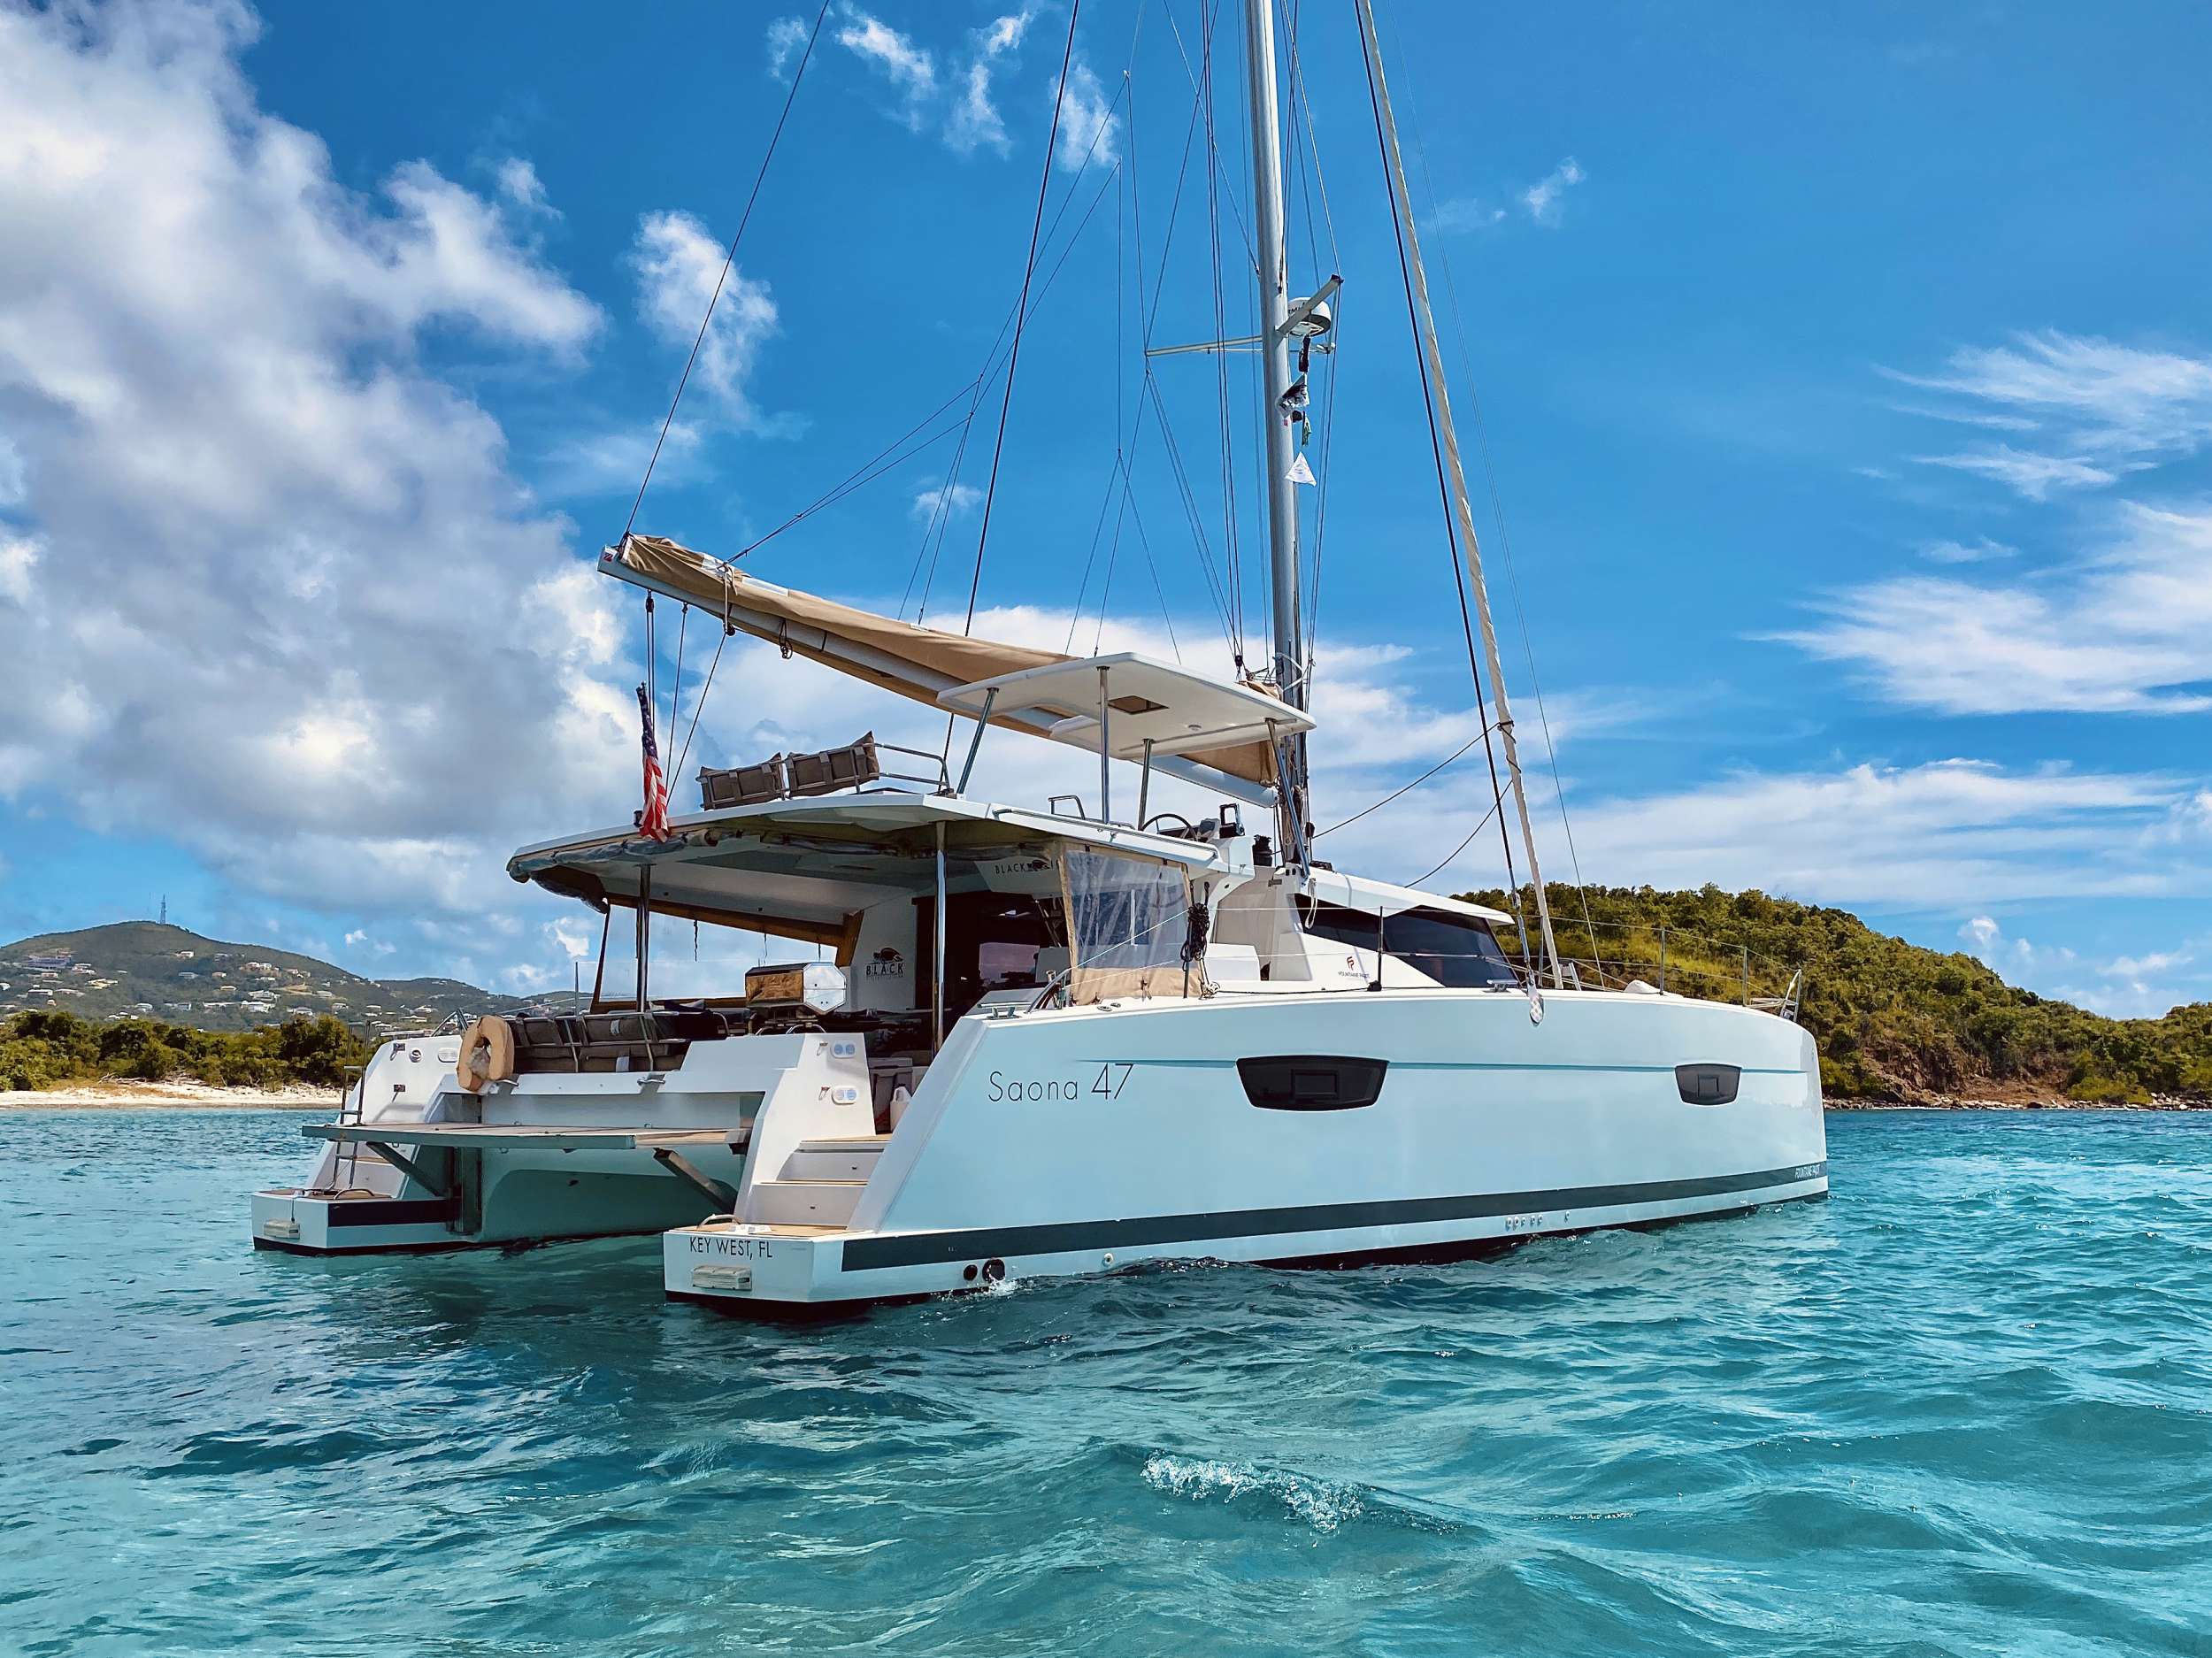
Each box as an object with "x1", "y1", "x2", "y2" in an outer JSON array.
[{"x1": 252, "y1": 0, "x2": 1825, "y2": 1302}]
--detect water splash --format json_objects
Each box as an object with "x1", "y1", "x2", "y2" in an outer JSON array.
[{"x1": 1141, "y1": 1452, "x2": 1366, "y2": 1533}]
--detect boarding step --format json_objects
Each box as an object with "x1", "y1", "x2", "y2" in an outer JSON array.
[
  {"x1": 750, "y1": 1177, "x2": 866, "y2": 1228},
  {"x1": 781, "y1": 1135, "x2": 891, "y2": 1182}
]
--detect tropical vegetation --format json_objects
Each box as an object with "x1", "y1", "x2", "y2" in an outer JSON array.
[
  {"x1": 1467, "y1": 883, "x2": 2212, "y2": 1105},
  {"x1": 0, "y1": 1009, "x2": 370, "y2": 1093}
]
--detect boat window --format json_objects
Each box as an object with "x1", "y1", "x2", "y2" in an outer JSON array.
[
  {"x1": 1062, "y1": 849, "x2": 1196, "y2": 1003},
  {"x1": 1296, "y1": 900, "x2": 1518, "y2": 988},
  {"x1": 921, "y1": 894, "x2": 1063, "y2": 1024}
]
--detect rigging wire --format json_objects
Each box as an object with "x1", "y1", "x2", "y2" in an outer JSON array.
[
  {"x1": 1118, "y1": 458, "x2": 1183, "y2": 660},
  {"x1": 1066, "y1": 4, "x2": 1187, "y2": 661},
  {"x1": 1409, "y1": 796, "x2": 1504, "y2": 890},
  {"x1": 916, "y1": 82, "x2": 1131, "y2": 622},
  {"x1": 704, "y1": 107, "x2": 1125, "y2": 614},
  {"x1": 664, "y1": 601, "x2": 688, "y2": 738},
  {"x1": 1379, "y1": 0, "x2": 1600, "y2": 961},
  {"x1": 1195, "y1": 0, "x2": 1246, "y2": 664},
  {"x1": 1353, "y1": 0, "x2": 1526, "y2": 945},
  {"x1": 1161, "y1": 0, "x2": 1258, "y2": 266},
  {"x1": 1123, "y1": 38, "x2": 1243, "y2": 658},
  {"x1": 671, "y1": 618, "x2": 732, "y2": 781},
  {"x1": 955, "y1": 3, "x2": 1087, "y2": 643},
  {"x1": 621, "y1": 0, "x2": 829, "y2": 546},
  {"x1": 1311, "y1": 722, "x2": 1495, "y2": 840},
  {"x1": 1279, "y1": 0, "x2": 1340, "y2": 665},
  {"x1": 939, "y1": 0, "x2": 1087, "y2": 764}
]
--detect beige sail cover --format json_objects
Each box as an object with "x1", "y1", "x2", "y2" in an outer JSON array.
[{"x1": 611, "y1": 535, "x2": 1279, "y2": 785}]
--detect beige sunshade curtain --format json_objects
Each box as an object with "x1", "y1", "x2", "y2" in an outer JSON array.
[
  {"x1": 611, "y1": 535, "x2": 1280, "y2": 787},
  {"x1": 1060, "y1": 848, "x2": 1199, "y2": 1005}
]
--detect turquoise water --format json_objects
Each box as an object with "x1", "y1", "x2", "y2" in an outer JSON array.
[{"x1": 2, "y1": 1109, "x2": 2208, "y2": 1656}]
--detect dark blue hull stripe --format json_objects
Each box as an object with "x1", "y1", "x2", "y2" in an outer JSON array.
[{"x1": 839, "y1": 1160, "x2": 1828, "y2": 1271}]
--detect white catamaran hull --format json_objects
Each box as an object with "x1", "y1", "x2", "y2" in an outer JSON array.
[
  {"x1": 666, "y1": 986, "x2": 1827, "y2": 1311},
  {"x1": 252, "y1": 1031, "x2": 872, "y2": 1255}
]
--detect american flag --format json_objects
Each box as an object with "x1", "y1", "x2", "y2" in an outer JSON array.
[{"x1": 635, "y1": 683, "x2": 672, "y2": 841}]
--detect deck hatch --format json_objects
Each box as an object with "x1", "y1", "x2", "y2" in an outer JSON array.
[{"x1": 1237, "y1": 1055, "x2": 1388, "y2": 1112}]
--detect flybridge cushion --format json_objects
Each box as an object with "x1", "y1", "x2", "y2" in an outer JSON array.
[
  {"x1": 700, "y1": 756, "x2": 787, "y2": 810},
  {"x1": 787, "y1": 733, "x2": 879, "y2": 797}
]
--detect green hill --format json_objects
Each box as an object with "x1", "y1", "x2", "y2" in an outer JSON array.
[
  {"x1": 1466, "y1": 883, "x2": 2212, "y2": 1105},
  {"x1": 0, "y1": 922, "x2": 563, "y2": 1036}
]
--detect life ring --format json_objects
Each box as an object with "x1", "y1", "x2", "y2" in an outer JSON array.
[{"x1": 457, "y1": 1015, "x2": 516, "y2": 1093}]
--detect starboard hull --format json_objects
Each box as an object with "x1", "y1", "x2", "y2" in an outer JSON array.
[{"x1": 665, "y1": 986, "x2": 1829, "y2": 1310}]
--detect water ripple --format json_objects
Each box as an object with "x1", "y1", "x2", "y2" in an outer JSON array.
[{"x1": 2, "y1": 1108, "x2": 2210, "y2": 1655}]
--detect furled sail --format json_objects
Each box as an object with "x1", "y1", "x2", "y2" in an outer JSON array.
[{"x1": 603, "y1": 534, "x2": 1283, "y2": 788}]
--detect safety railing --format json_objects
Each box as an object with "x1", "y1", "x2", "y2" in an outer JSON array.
[
  {"x1": 1486, "y1": 919, "x2": 1807, "y2": 1018},
  {"x1": 697, "y1": 733, "x2": 949, "y2": 810}
]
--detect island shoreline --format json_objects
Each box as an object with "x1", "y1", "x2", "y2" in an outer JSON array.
[{"x1": 0, "y1": 1086, "x2": 2203, "y2": 1113}]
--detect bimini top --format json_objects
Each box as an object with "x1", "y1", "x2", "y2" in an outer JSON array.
[
  {"x1": 602, "y1": 535, "x2": 1294, "y2": 798},
  {"x1": 938, "y1": 652, "x2": 1316, "y2": 766}
]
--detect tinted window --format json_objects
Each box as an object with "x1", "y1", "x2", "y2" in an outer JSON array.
[
  {"x1": 1383, "y1": 908, "x2": 1519, "y2": 987},
  {"x1": 1297, "y1": 901, "x2": 1517, "y2": 988}
]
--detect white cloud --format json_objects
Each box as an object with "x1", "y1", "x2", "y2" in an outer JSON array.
[
  {"x1": 1427, "y1": 198, "x2": 1507, "y2": 234},
  {"x1": 627, "y1": 210, "x2": 785, "y2": 430},
  {"x1": 1776, "y1": 500, "x2": 2212, "y2": 715},
  {"x1": 1957, "y1": 913, "x2": 2075, "y2": 977},
  {"x1": 836, "y1": 9, "x2": 936, "y2": 130},
  {"x1": 1430, "y1": 158, "x2": 1584, "y2": 234},
  {"x1": 1889, "y1": 332, "x2": 2212, "y2": 500},
  {"x1": 493, "y1": 156, "x2": 551, "y2": 217},
  {"x1": 0, "y1": 0, "x2": 634, "y2": 933},
  {"x1": 948, "y1": 62, "x2": 1005, "y2": 155},
  {"x1": 0, "y1": 533, "x2": 35, "y2": 604},
  {"x1": 947, "y1": 11, "x2": 1034, "y2": 157},
  {"x1": 1519, "y1": 157, "x2": 1584, "y2": 226},
  {"x1": 1921, "y1": 536, "x2": 2016, "y2": 564},
  {"x1": 1051, "y1": 58, "x2": 1118, "y2": 173},
  {"x1": 764, "y1": 14, "x2": 810, "y2": 80},
  {"x1": 0, "y1": 435, "x2": 24, "y2": 506},
  {"x1": 910, "y1": 480, "x2": 982, "y2": 524},
  {"x1": 1912, "y1": 445, "x2": 2123, "y2": 500},
  {"x1": 543, "y1": 418, "x2": 709, "y2": 498},
  {"x1": 1375, "y1": 757, "x2": 2207, "y2": 914},
  {"x1": 1949, "y1": 915, "x2": 2206, "y2": 1020},
  {"x1": 981, "y1": 11, "x2": 1034, "y2": 55},
  {"x1": 2104, "y1": 948, "x2": 2191, "y2": 979},
  {"x1": 1886, "y1": 403, "x2": 2041, "y2": 433}
]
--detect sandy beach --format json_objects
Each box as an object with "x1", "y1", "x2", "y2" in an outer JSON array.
[{"x1": 0, "y1": 1080, "x2": 334, "y2": 1109}]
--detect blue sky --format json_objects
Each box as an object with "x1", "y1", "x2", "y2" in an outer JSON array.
[{"x1": 0, "y1": 0, "x2": 2206, "y2": 1016}]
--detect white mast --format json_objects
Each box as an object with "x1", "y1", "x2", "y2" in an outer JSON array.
[
  {"x1": 1241, "y1": 0, "x2": 1310, "y2": 841},
  {"x1": 1353, "y1": 0, "x2": 1563, "y2": 985}
]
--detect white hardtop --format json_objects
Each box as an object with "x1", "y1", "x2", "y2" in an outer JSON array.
[
  {"x1": 938, "y1": 651, "x2": 1316, "y2": 763},
  {"x1": 1300, "y1": 867, "x2": 1514, "y2": 926},
  {"x1": 507, "y1": 790, "x2": 1238, "y2": 929}
]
